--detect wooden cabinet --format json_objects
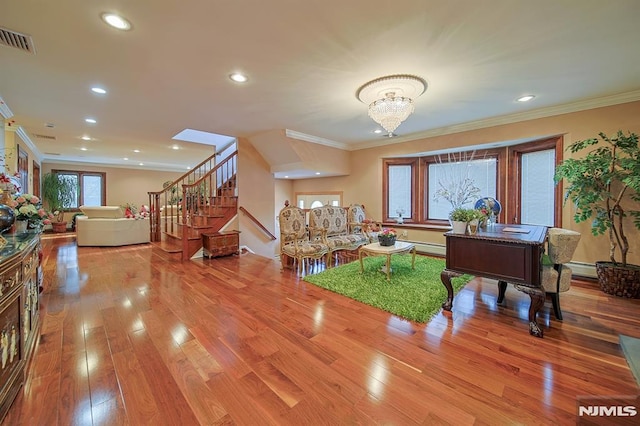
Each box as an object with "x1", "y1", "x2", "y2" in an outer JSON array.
[
  {"x1": 0, "y1": 233, "x2": 40, "y2": 422},
  {"x1": 202, "y1": 231, "x2": 240, "y2": 258}
]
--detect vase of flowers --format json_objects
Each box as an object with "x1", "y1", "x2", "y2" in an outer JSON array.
[
  {"x1": 11, "y1": 194, "x2": 53, "y2": 233},
  {"x1": 378, "y1": 228, "x2": 397, "y2": 246}
]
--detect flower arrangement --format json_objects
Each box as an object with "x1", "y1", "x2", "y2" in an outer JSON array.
[
  {"x1": 380, "y1": 228, "x2": 397, "y2": 237},
  {"x1": 11, "y1": 194, "x2": 54, "y2": 228},
  {"x1": 0, "y1": 172, "x2": 21, "y2": 194}
]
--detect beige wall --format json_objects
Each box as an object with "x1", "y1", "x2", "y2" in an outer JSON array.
[
  {"x1": 41, "y1": 162, "x2": 182, "y2": 220},
  {"x1": 290, "y1": 101, "x2": 640, "y2": 267},
  {"x1": 237, "y1": 138, "x2": 280, "y2": 259}
]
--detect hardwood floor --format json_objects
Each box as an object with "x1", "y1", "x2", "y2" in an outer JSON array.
[{"x1": 3, "y1": 235, "x2": 639, "y2": 425}]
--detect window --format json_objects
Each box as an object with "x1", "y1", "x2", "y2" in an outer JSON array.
[
  {"x1": 382, "y1": 137, "x2": 562, "y2": 226},
  {"x1": 508, "y1": 138, "x2": 562, "y2": 226},
  {"x1": 427, "y1": 156, "x2": 497, "y2": 220},
  {"x1": 382, "y1": 159, "x2": 417, "y2": 222},
  {"x1": 54, "y1": 170, "x2": 106, "y2": 209}
]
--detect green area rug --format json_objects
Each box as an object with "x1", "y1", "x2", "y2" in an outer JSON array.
[
  {"x1": 303, "y1": 255, "x2": 472, "y2": 323},
  {"x1": 620, "y1": 335, "x2": 640, "y2": 387}
]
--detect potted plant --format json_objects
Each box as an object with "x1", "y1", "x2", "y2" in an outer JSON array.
[
  {"x1": 554, "y1": 130, "x2": 640, "y2": 298},
  {"x1": 42, "y1": 172, "x2": 76, "y2": 233},
  {"x1": 449, "y1": 208, "x2": 481, "y2": 234}
]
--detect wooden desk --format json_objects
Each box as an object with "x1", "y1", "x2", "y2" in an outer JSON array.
[
  {"x1": 359, "y1": 241, "x2": 416, "y2": 281},
  {"x1": 441, "y1": 224, "x2": 548, "y2": 337}
]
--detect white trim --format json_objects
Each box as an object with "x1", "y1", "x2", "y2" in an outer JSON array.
[
  {"x1": 0, "y1": 95, "x2": 13, "y2": 119},
  {"x1": 16, "y1": 126, "x2": 44, "y2": 163},
  {"x1": 401, "y1": 239, "x2": 597, "y2": 279},
  {"x1": 285, "y1": 129, "x2": 349, "y2": 150}
]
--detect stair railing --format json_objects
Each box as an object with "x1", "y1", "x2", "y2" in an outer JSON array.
[
  {"x1": 239, "y1": 206, "x2": 276, "y2": 240},
  {"x1": 149, "y1": 150, "x2": 238, "y2": 259}
]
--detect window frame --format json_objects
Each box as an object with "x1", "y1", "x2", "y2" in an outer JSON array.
[
  {"x1": 382, "y1": 138, "x2": 562, "y2": 227},
  {"x1": 507, "y1": 137, "x2": 563, "y2": 226},
  {"x1": 53, "y1": 169, "x2": 106, "y2": 211}
]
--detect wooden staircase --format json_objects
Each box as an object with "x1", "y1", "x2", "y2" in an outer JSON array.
[{"x1": 148, "y1": 149, "x2": 238, "y2": 260}]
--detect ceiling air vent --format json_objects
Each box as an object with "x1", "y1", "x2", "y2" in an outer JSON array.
[
  {"x1": 0, "y1": 27, "x2": 35, "y2": 53},
  {"x1": 32, "y1": 134, "x2": 56, "y2": 140}
]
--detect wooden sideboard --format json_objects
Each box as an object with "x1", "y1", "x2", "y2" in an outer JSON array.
[{"x1": 0, "y1": 232, "x2": 41, "y2": 422}]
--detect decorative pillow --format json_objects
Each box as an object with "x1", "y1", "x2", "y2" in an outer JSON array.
[{"x1": 79, "y1": 206, "x2": 125, "y2": 219}]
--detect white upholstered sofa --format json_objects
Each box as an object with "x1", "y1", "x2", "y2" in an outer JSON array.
[{"x1": 76, "y1": 206, "x2": 150, "y2": 247}]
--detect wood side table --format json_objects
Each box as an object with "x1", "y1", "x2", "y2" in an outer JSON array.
[
  {"x1": 359, "y1": 241, "x2": 416, "y2": 281},
  {"x1": 202, "y1": 231, "x2": 240, "y2": 258}
]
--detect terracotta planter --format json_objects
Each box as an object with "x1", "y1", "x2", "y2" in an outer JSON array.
[
  {"x1": 595, "y1": 261, "x2": 640, "y2": 298},
  {"x1": 52, "y1": 221, "x2": 68, "y2": 233}
]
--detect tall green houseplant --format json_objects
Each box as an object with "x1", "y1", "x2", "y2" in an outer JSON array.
[
  {"x1": 554, "y1": 131, "x2": 640, "y2": 297},
  {"x1": 42, "y1": 172, "x2": 76, "y2": 223}
]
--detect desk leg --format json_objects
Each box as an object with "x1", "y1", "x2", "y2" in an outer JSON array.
[
  {"x1": 527, "y1": 290, "x2": 545, "y2": 338},
  {"x1": 440, "y1": 269, "x2": 462, "y2": 311},
  {"x1": 514, "y1": 286, "x2": 545, "y2": 338},
  {"x1": 497, "y1": 280, "x2": 507, "y2": 304}
]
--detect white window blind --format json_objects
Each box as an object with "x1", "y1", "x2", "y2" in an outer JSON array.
[
  {"x1": 428, "y1": 158, "x2": 497, "y2": 220},
  {"x1": 388, "y1": 165, "x2": 412, "y2": 219},
  {"x1": 521, "y1": 149, "x2": 555, "y2": 226}
]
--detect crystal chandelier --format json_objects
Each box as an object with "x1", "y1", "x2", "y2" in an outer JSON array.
[{"x1": 356, "y1": 75, "x2": 427, "y2": 136}]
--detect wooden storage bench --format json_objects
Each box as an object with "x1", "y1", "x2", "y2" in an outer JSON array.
[{"x1": 202, "y1": 231, "x2": 240, "y2": 258}]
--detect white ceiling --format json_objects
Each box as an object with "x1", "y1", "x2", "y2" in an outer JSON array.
[{"x1": 1, "y1": 0, "x2": 640, "y2": 173}]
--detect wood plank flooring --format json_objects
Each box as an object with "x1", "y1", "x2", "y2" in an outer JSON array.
[{"x1": 3, "y1": 235, "x2": 639, "y2": 425}]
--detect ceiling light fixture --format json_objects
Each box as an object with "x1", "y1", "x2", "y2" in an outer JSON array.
[
  {"x1": 229, "y1": 72, "x2": 248, "y2": 83},
  {"x1": 85, "y1": 118, "x2": 97, "y2": 124},
  {"x1": 81, "y1": 136, "x2": 91, "y2": 141},
  {"x1": 101, "y1": 13, "x2": 132, "y2": 31},
  {"x1": 517, "y1": 95, "x2": 535, "y2": 102},
  {"x1": 356, "y1": 74, "x2": 427, "y2": 137},
  {"x1": 91, "y1": 87, "x2": 107, "y2": 94}
]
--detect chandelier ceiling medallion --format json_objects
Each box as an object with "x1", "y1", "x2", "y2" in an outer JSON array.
[{"x1": 356, "y1": 74, "x2": 427, "y2": 137}]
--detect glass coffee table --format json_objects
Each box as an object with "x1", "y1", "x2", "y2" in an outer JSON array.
[{"x1": 359, "y1": 241, "x2": 416, "y2": 281}]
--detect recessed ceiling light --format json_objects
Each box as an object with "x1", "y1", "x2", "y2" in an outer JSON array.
[
  {"x1": 85, "y1": 118, "x2": 97, "y2": 124},
  {"x1": 172, "y1": 145, "x2": 180, "y2": 150},
  {"x1": 138, "y1": 162, "x2": 144, "y2": 166},
  {"x1": 123, "y1": 157, "x2": 129, "y2": 160},
  {"x1": 315, "y1": 172, "x2": 321, "y2": 175},
  {"x1": 91, "y1": 87, "x2": 107, "y2": 94},
  {"x1": 133, "y1": 149, "x2": 140, "y2": 153},
  {"x1": 80, "y1": 147, "x2": 88, "y2": 151},
  {"x1": 81, "y1": 136, "x2": 91, "y2": 141},
  {"x1": 517, "y1": 95, "x2": 535, "y2": 102},
  {"x1": 374, "y1": 129, "x2": 383, "y2": 134},
  {"x1": 187, "y1": 166, "x2": 191, "y2": 170},
  {"x1": 284, "y1": 176, "x2": 289, "y2": 179},
  {"x1": 101, "y1": 13, "x2": 132, "y2": 31},
  {"x1": 229, "y1": 72, "x2": 248, "y2": 83}
]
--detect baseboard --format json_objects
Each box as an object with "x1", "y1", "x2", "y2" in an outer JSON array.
[{"x1": 398, "y1": 239, "x2": 597, "y2": 278}]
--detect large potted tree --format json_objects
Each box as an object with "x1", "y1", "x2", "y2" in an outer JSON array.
[
  {"x1": 554, "y1": 130, "x2": 640, "y2": 298},
  {"x1": 42, "y1": 172, "x2": 76, "y2": 233}
]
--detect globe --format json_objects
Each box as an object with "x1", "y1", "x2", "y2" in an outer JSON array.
[{"x1": 474, "y1": 197, "x2": 502, "y2": 216}]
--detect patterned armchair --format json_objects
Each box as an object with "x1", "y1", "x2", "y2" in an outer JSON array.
[
  {"x1": 347, "y1": 204, "x2": 382, "y2": 243},
  {"x1": 278, "y1": 205, "x2": 329, "y2": 274},
  {"x1": 541, "y1": 228, "x2": 581, "y2": 320},
  {"x1": 309, "y1": 205, "x2": 368, "y2": 266}
]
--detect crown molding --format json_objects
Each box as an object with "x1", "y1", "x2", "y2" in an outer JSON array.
[
  {"x1": 350, "y1": 89, "x2": 640, "y2": 151},
  {"x1": 0, "y1": 95, "x2": 13, "y2": 119},
  {"x1": 15, "y1": 126, "x2": 44, "y2": 163},
  {"x1": 285, "y1": 129, "x2": 349, "y2": 150}
]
